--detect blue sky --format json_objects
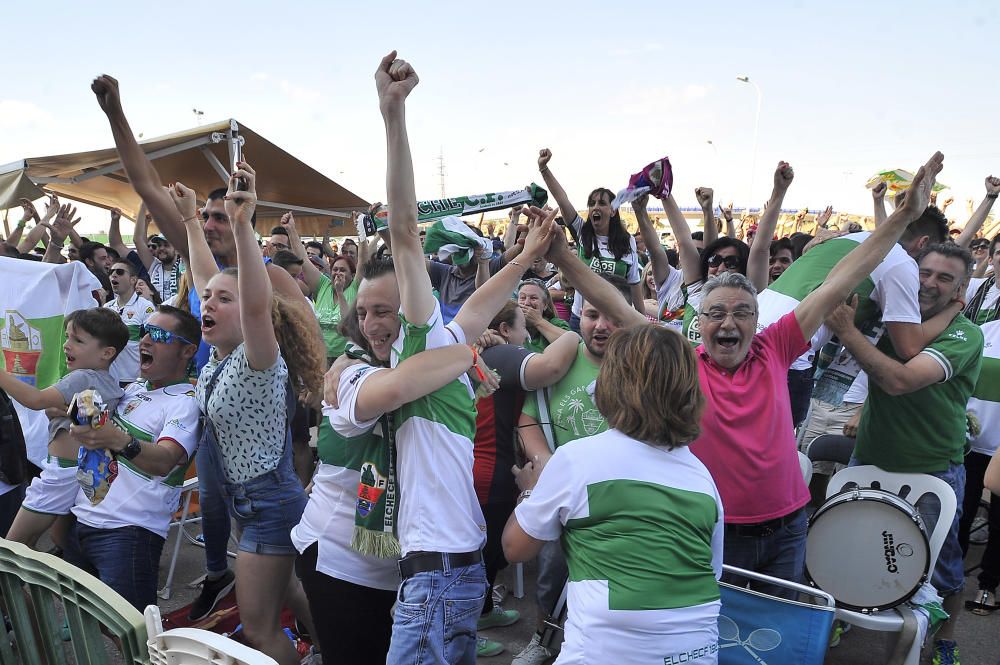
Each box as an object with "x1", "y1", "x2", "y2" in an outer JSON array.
[{"x1": 2, "y1": 0, "x2": 998, "y2": 232}]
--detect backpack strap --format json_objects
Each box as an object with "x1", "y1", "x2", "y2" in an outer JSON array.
[{"x1": 534, "y1": 386, "x2": 557, "y2": 454}]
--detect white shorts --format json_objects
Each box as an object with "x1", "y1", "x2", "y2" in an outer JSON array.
[{"x1": 22, "y1": 457, "x2": 80, "y2": 516}]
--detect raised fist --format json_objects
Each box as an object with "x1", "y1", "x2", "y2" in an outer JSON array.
[
  {"x1": 91, "y1": 75, "x2": 122, "y2": 114},
  {"x1": 538, "y1": 149, "x2": 552, "y2": 171}
]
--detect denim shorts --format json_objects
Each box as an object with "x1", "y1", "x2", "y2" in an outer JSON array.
[{"x1": 224, "y1": 465, "x2": 307, "y2": 556}]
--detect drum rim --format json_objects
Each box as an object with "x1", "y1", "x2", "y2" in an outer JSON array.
[{"x1": 805, "y1": 486, "x2": 931, "y2": 613}]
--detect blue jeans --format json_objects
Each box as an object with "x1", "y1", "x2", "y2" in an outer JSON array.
[
  {"x1": 847, "y1": 457, "x2": 966, "y2": 596},
  {"x1": 63, "y1": 521, "x2": 164, "y2": 610},
  {"x1": 722, "y1": 508, "x2": 808, "y2": 599},
  {"x1": 386, "y1": 561, "x2": 488, "y2": 665},
  {"x1": 195, "y1": 448, "x2": 232, "y2": 575}
]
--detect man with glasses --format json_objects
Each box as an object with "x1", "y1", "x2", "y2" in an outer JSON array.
[
  {"x1": 264, "y1": 225, "x2": 292, "y2": 258},
  {"x1": 103, "y1": 261, "x2": 156, "y2": 385},
  {"x1": 66, "y1": 305, "x2": 202, "y2": 610}
]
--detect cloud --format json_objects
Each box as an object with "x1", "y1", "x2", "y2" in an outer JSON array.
[{"x1": 0, "y1": 100, "x2": 54, "y2": 130}]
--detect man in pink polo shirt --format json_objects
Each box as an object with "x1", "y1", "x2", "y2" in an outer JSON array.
[{"x1": 542, "y1": 152, "x2": 946, "y2": 598}]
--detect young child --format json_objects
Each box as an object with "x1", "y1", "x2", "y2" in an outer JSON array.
[{"x1": 1, "y1": 308, "x2": 128, "y2": 548}]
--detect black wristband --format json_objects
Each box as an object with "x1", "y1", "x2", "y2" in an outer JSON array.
[{"x1": 119, "y1": 436, "x2": 142, "y2": 460}]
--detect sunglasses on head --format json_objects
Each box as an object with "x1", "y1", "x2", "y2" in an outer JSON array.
[
  {"x1": 140, "y1": 324, "x2": 194, "y2": 346},
  {"x1": 110, "y1": 268, "x2": 129, "y2": 276},
  {"x1": 707, "y1": 254, "x2": 740, "y2": 269}
]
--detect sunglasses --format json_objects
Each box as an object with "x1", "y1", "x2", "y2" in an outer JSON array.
[
  {"x1": 971, "y1": 242, "x2": 989, "y2": 250},
  {"x1": 110, "y1": 268, "x2": 129, "y2": 276},
  {"x1": 140, "y1": 324, "x2": 194, "y2": 345},
  {"x1": 707, "y1": 254, "x2": 740, "y2": 269}
]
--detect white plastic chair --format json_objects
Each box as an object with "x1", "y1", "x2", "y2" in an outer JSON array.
[
  {"x1": 821, "y1": 465, "x2": 957, "y2": 665},
  {"x1": 145, "y1": 605, "x2": 278, "y2": 665},
  {"x1": 798, "y1": 450, "x2": 813, "y2": 486}
]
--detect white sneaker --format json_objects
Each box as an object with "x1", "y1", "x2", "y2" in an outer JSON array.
[{"x1": 512, "y1": 634, "x2": 553, "y2": 665}]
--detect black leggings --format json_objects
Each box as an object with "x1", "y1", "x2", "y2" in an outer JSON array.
[
  {"x1": 481, "y1": 500, "x2": 516, "y2": 615},
  {"x1": 958, "y1": 451, "x2": 1000, "y2": 592},
  {"x1": 295, "y1": 543, "x2": 396, "y2": 663}
]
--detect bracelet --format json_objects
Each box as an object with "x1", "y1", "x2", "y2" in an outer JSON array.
[
  {"x1": 517, "y1": 489, "x2": 532, "y2": 504},
  {"x1": 181, "y1": 214, "x2": 200, "y2": 223},
  {"x1": 508, "y1": 260, "x2": 527, "y2": 270},
  {"x1": 539, "y1": 167, "x2": 549, "y2": 174},
  {"x1": 987, "y1": 193, "x2": 998, "y2": 200},
  {"x1": 469, "y1": 346, "x2": 487, "y2": 382}
]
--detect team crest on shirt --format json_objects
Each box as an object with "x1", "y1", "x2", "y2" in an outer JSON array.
[
  {"x1": 356, "y1": 462, "x2": 387, "y2": 517},
  {"x1": 123, "y1": 398, "x2": 141, "y2": 416}
]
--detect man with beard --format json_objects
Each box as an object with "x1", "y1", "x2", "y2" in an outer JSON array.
[
  {"x1": 825, "y1": 243, "x2": 983, "y2": 665},
  {"x1": 536, "y1": 152, "x2": 947, "y2": 602},
  {"x1": 103, "y1": 261, "x2": 156, "y2": 384},
  {"x1": 91, "y1": 73, "x2": 318, "y2": 622},
  {"x1": 109, "y1": 206, "x2": 184, "y2": 302}
]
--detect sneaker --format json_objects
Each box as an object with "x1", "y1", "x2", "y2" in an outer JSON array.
[
  {"x1": 492, "y1": 583, "x2": 508, "y2": 606},
  {"x1": 969, "y1": 516, "x2": 989, "y2": 545},
  {"x1": 968, "y1": 589, "x2": 998, "y2": 616},
  {"x1": 932, "y1": 639, "x2": 960, "y2": 665},
  {"x1": 477, "y1": 636, "x2": 504, "y2": 657},
  {"x1": 478, "y1": 605, "x2": 521, "y2": 630},
  {"x1": 187, "y1": 569, "x2": 236, "y2": 622},
  {"x1": 512, "y1": 634, "x2": 553, "y2": 665},
  {"x1": 828, "y1": 620, "x2": 844, "y2": 648}
]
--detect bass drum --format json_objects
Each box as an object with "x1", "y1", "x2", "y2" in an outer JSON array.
[{"x1": 805, "y1": 488, "x2": 929, "y2": 613}]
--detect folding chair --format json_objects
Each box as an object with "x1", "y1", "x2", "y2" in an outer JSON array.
[
  {"x1": 0, "y1": 537, "x2": 147, "y2": 665},
  {"x1": 145, "y1": 605, "x2": 276, "y2": 665},
  {"x1": 816, "y1": 465, "x2": 957, "y2": 665},
  {"x1": 718, "y1": 564, "x2": 835, "y2": 665}
]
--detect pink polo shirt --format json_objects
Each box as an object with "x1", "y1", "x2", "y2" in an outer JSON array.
[{"x1": 691, "y1": 311, "x2": 811, "y2": 524}]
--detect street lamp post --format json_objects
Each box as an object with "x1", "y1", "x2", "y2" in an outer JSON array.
[{"x1": 736, "y1": 76, "x2": 762, "y2": 206}]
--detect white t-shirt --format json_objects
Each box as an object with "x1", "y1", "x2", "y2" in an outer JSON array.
[
  {"x1": 569, "y1": 216, "x2": 642, "y2": 316},
  {"x1": 291, "y1": 365, "x2": 400, "y2": 590},
  {"x1": 966, "y1": 277, "x2": 1000, "y2": 325},
  {"x1": 758, "y1": 234, "x2": 920, "y2": 371},
  {"x1": 968, "y1": 320, "x2": 1000, "y2": 456},
  {"x1": 72, "y1": 381, "x2": 201, "y2": 538},
  {"x1": 148, "y1": 258, "x2": 183, "y2": 302},
  {"x1": 104, "y1": 292, "x2": 156, "y2": 383},
  {"x1": 516, "y1": 429, "x2": 723, "y2": 665}
]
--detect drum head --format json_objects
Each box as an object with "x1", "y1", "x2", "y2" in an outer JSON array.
[{"x1": 806, "y1": 490, "x2": 929, "y2": 612}]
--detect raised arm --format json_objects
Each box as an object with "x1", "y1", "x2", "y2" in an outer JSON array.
[
  {"x1": 280, "y1": 211, "x2": 323, "y2": 294},
  {"x1": 662, "y1": 194, "x2": 702, "y2": 285},
  {"x1": 545, "y1": 220, "x2": 647, "y2": 329},
  {"x1": 794, "y1": 151, "x2": 946, "y2": 341},
  {"x1": 91, "y1": 75, "x2": 189, "y2": 258},
  {"x1": 872, "y1": 182, "x2": 888, "y2": 228},
  {"x1": 633, "y1": 194, "x2": 670, "y2": 288},
  {"x1": 452, "y1": 207, "x2": 556, "y2": 341},
  {"x1": 41, "y1": 204, "x2": 79, "y2": 263},
  {"x1": 168, "y1": 183, "x2": 218, "y2": 298},
  {"x1": 537, "y1": 149, "x2": 578, "y2": 226},
  {"x1": 697, "y1": 187, "x2": 719, "y2": 247},
  {"x1": 720, "y1": 201, "x2": 736, "y2": 238},
  {"x1": 7, "y1": 200, "x2": 37, "y2": 248},
  {"x1": 747, "y1": 162, "x2": 794, "y2": 290},
  {"x1": 376, "y1": 51, "x2": 436, "y2": 325},
  {"x1": 131, "y1": 203, "x2": 156, "y2": 270},
  {"x1": 107, "y1": 208, "x2": 130, "y2": 259},
  {"x1": 503, "y1": 207, "x2": 522, "y2": 250},
  {"x1": 954, "y1": 176, "x2": 1000, "y2": 248},
  {"x1": 228, "y1": 162, "x2": 278, "y2": 370}
]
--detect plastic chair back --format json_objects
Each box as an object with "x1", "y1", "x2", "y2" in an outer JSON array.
[
  {"x1": 145, "y1": 606, "x2": 277, "y2": 665},
  {"x1": 806, "y1": 433, "x2": 855, "y2": 465},
  {"x1": 719, "y1": 565, "x2": 834, "y2": 665},
  {"x1": 0, "y1": 537, "x2": 148, "y2": 665},
  {"x1": 798, "y1": 451, "x2": 813, "y2": 485}
]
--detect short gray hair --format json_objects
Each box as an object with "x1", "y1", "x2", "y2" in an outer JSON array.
[{"x1": 701, "y1": 272, "x2": 758, "y2": 301}]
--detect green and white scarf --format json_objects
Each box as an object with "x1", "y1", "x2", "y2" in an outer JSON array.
[
  {"x1": 422, "y1": 216, "x2": 493, "y2": 265},
  {"x1": 345, "y1": 343, "x2": 401, "y2": 559},
  {"x1": 358, "y1": 183, "x2": 548, "y2": 237}
]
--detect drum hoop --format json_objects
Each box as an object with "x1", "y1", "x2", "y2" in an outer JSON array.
[{"x1": 806, "y1": 487, "x2": 931, "y2": 614}]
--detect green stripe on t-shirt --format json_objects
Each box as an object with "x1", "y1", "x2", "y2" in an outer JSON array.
[
  {"x1": 563, "y1": 479, "x2": 719, "y2": 611},
  {"x1": 316, "y1": 420, "x2": 373, "y2": 469},
  {"x1": 973, "y1": 356, "x2": 1000, "y2": 403}
]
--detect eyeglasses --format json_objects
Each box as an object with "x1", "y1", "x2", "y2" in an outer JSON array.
[
  {"x1": 270, "y1": 242, "x2": 290, "y2": 251},
  {"x1": 699, "y1": 309, "x2": 756, "y2": 322},
  {"x1": 707, "y1": 254, "x2": 740, "y2": 269},
  {"x1": 140, "y1": 324, "x2": 194, "y2": 345},
  {"x1": 110, "y1": 268, "x2": 129, "y2": 276}
]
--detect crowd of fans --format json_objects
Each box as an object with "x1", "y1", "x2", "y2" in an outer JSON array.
[{"x1": 0, "y1": 51, "x2": 999, "y2": 665}]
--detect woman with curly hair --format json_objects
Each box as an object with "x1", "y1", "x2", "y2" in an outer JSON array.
[
  {"x1": 537, "y1": 148, "x2": 644, "y2": 330},
  {"x1": 171, "y1": 165, "x2": 324, "y2": 665}
]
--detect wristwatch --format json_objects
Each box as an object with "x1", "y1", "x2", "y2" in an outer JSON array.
[{"x1": 119, "y1": 436, "x2": 142, "y2": 460}]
